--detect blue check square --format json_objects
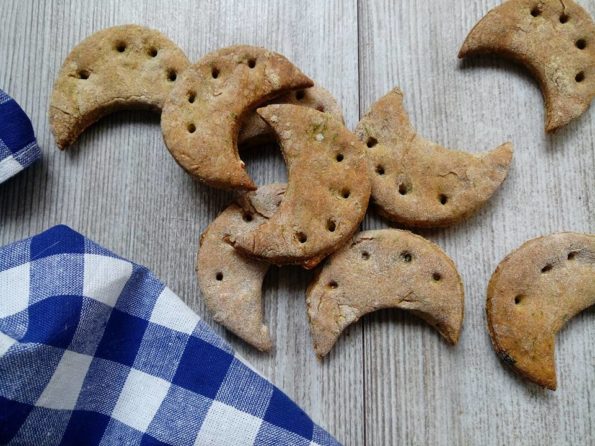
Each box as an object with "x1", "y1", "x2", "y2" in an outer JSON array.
[{"x1": 0, "y1": 226, "x2": 340, "y2": 445}]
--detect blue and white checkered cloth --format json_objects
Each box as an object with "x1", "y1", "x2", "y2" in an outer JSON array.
[
  {"x1": 0, "y1": 225, "x2": 340, "y2": 446},
  {"x1": 0, "y1": 89, "x2": 41, "y2": 184}
]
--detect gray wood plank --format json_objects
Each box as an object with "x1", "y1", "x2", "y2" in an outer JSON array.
[
  {"x1": 358, "y1": 0, "x2": 595, "y2": 445},
  {"x1": 1, "y1": 0, "x2": 594, "y2": 444},
  {"x1": 0, "y1": 1, "x2": 362, "y2": 444}
]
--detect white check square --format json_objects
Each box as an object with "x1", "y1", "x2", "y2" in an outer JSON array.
[
  {"x1": 111, "y1": 368, "x2": 171, "y2": 432},
  {"x1": 193, "y1": 401, "x2": 262, "y2": 446},
  {"x1": 36, "y1": 350, "x2": 93, "y2": 410},
  {"x1": 0, "y1": 331, "x2": 16, "y2": 357},
  {"x1": 0, "y1": 156, "x2": 23, "y2": 183},
  {"x1": 0, "y1": 262, "x2": 30, "y2": 318},
  {"x1": 83, "y1": 254, "x2": 132, "y2": 307},
  {"x1": 149, "y1": 287, "x2": 200, "y2": 335}
]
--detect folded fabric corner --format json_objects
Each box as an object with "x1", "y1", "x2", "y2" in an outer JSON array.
[
  {"x1": 0, "y1": 89, "x2": 42, "y2": 184},
  {"x1": 0, "y1": 225, "x2": 340, "y2": 446}
]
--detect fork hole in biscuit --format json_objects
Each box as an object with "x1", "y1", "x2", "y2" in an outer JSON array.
[
  {"x1": 167, "y1": 70, "x2": 177, "y2": 82},
  {"x1": 575, "y1": 71, "x2": 585, "y2": 82},
  {"x1": 559, "y1": 13, "x2": 569, "y2": 23},
  {"x1": 296, "y1": 232, "x2": 308, "y2": 243},
  {"x1": 361, "y1": 251, "x2": 370, "y2": 260},
  {"x1": 514, "y1": 294, "x2": 524, "y2": 305},
  {"x1": 530, "y1": 6, "x2": 541, "y2": 17},
  {"x1": 576, "y1": 39, "x2": 587, "y2": 50},
  {"x1": 188, "y1": 92, "x2": 196, "y2": 103},
  {"x1": 398, "y1": 183, "x2": 408, "y2": 195},
  {"x1": 439, "y1": 194, "x2": 448, "y2": 205},
  {"x1": 77, "y1": 70, "x2": 90, "y2": 80},
  {"x1": 326, "y1": 219, "x2": 336, "y2": 232},
  {"x1": 340, "y1": 188, "x2": 351, "y2": 199},
  {"x1": 328, "y1": 280, "x2": 338, "y2": 289},
  {"x1": 376, "y1": 165, "x2": 385, "y2": 175},
  {"x1": 541, "y1": 263, "x2": 553, "y2": 273},
  {"x1": 115, "y1": 42, "x2": 127, "y2": 52},
  {"x1": 567, "y1": 251, "x2": 578, "y2": 260},
  {"x1": 366, "y1": 137, "x2": 378, "y2": 148},
  {"x1": 248, "y1": 58, "x2": 256, "y2": 68},
  {"x1": 242, "y1": 212, "x2": 253, "y2": 222},
  {"x1": 211, "y1": 67, "x2": 220, "y2": 79},
  {"x1": 296, "y1": 90, "x2": 306, "y2": 100},
  {"x1": 216, "y1": 272, "x2": 224, "y2": 281},
  {"x1": 432, "y1": 272, "x2": 442, "y2": 282},
  {"x1": 148, "y1": 47, "x2": 158, "y2": 57},
  {"x1": 400, "y1": 251, "x2": 412, "y2": 263},
  {"x1": 187, "y1": 123, "x2": 196, "y2": 133},
  {"x1": 336, "y1": 153, "x2": 344, "y2": 162}
]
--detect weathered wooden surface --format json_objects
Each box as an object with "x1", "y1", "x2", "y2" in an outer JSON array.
[{"x1": 0, "y1": 0, "x2": 593, "y2": 444}]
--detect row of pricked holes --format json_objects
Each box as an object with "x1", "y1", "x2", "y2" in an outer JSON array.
[
  {"x1": 183, "y1": 88, "x2": 327, "y2": 133},
  {"x1": 513, "y1": 250, "x2": 579, "y2": 305},
  {"x1": 211, "y1": 58, "x2": 257, "y2": 80},
  {"x1": 530, "y1": 6, "x2": 588, "y2": 83},
  {"x1": 214, "y1": 213, "x2": 343, "y2": 282},
  {"x1": 326, "y1": 249, "x2": 443, "y2": 289},
  {"x1": 77, "y1": 41, "x2": 178, "y2": 81},
  {"x1": 368, "y1": 138, "x2": 450, "y2": 206}
]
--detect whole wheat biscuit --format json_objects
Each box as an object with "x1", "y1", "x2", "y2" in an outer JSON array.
[
  {"x1": 459, "y1": 0, "x2": 595, "y2": 132},
  {"x1": 161, "y1": 45, "x2": 313, "y2": 190},
  {"x1": 355, "y1": 88, "x2": 513, "y2": 228},
  {"x1": 50, "y1": 25, "x2": 190, "y2": 149},
  {"x1": 238, "y1": 85, "x2": 344, "y2": 147},
  {"x1": 487, "y1": 232, "x2": 595, "y2": 390},
  {"x1": 231, "y1": 104, "x2": 371, "y2": 269},
  {"x1": 197, "y1": 183, "x2": 286, "y2": 351},
  {"x1": 306, "y1": 229, "x2": 465, "y2": 357}
]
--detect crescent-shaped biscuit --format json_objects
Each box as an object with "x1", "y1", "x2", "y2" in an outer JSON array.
[
  {"x1": 231, "y1": 104, "x2": 371, "y2": 269},
  {"x1": 355, "y1": 88, "x2": 513, "y2": 228},
  {"x1": 197, "y1": 184, "x2": 286, "y2": 351},
  {"x1": 306, "y1": 229, "x2": 465, "y2": 357},
  {"x1": 161, "y1": 46, "x2": 313, "y2": 190},
  {"x1": 50, "y1": 25, "x2": 190, "y2": 149},
  {"x1": 487, "y1": 232, "x2": 595, "y2": 390},
  {"x1": 459, "y1": 0, "x2": 595, "y2": 132},
  {"x1": 238, "y1": 85, "x2": 344, "y2": 147}
]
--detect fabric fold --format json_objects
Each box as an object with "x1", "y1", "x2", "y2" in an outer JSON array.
[
  {"x1": 0, "y1": 89, "x2": 42, "y2": 184},
  {"x1": 0, "y1": 225, "x2": 339, "y2": 446}
]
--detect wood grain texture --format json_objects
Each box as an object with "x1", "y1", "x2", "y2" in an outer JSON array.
[
  {"x1": 359, "y1": 1, "x2": 594, "y2": 445},
  {"x1": 0, "y1": 0, "x2": 593, "y2": 445}
]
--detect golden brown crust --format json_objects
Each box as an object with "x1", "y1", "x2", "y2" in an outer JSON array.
[
  {"x1": 231, "y1": 104, "x2": 371, "y2": 269},
  {"x1": 50, "y1": 25, "x2": 190, "y2": 149},
  {"x1": 161, "y1": 45, "x2": 313, "y2": 190},
  {"x1": 459, "y1": 0, "x2": 595, "y2": 132},
  {"x1": 306, "y1": 229, "x2": 465, "y2": 357},
  {"x1": 238, "y1": 85, "x2": 344, "y2": 147},
  {"x1": 355, "y1": 88, "x2": 513, "y2": 228},
  {"x1": 197, "y1": 184, "x2": 287, "y2": 351},
  {"x1": 486, "y1": 232, "x2": 595, "y2": 390}
]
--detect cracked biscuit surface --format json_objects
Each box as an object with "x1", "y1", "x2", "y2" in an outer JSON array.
[
  {"x1": 231, "y1": 104, "x2": 371, "y2": 269},
  {"x1": 355, "y1": 88, "x2": 512, "y2": 228},
  {"x1": 161, "y1": 45, "x2": 313, "y2": 190},
  {"x1": 50, "y1": 25, "x2": 190, "y2": 148},
  {"x1": 459, "y1": 0, "x2": 595, "y2": 132},
  {"x1": 197, "y1": 184, "x2": 286, "y2": 351},
  {"x1": 238, "y1": 85, "x2": 344, "y2": 147},
  {"x1": 487, "y1": 232, "x2": 595, "y2": 390},
  {"x1": 306, "y1": 229, "x2": 465, "y2": 357}
]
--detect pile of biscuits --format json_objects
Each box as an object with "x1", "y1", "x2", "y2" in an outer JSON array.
[{"x1": 49, "y1": 0, "x2": 595, "y2": 391}]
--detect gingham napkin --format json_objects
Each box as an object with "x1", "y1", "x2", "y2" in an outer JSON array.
[
  {"x1": 0, "y1": 89, "x2": 41, "y2": 184},
  {"x1": 0, "y1": 225, "x2": 340, "y2": 446}
]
